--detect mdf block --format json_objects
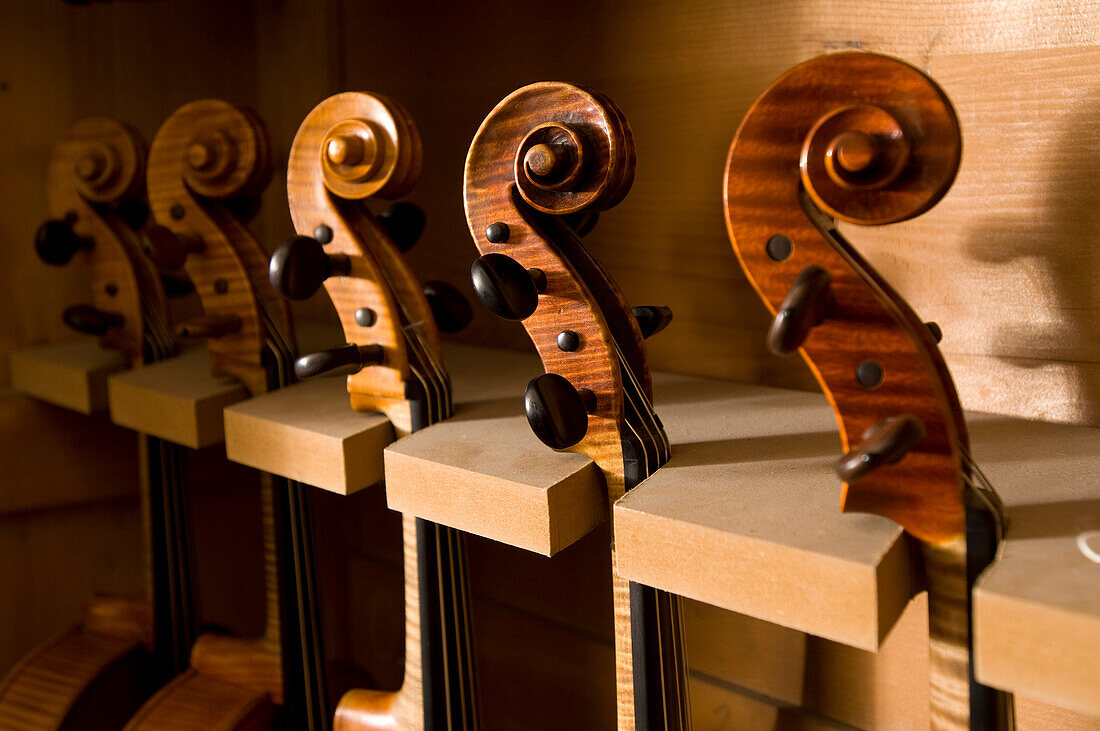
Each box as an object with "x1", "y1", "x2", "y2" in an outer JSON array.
[
  {"x1": 970, "y1": 414, "x2": 1100, "y2": 717},
  {"x1": 224, "y1": 377, "x2": 393, "y2": 494},
  {"x1": 614, "y1": 382, "x2": 910, "y2": 651},
  {"x1": 381, "y1": 343, "x2": 605, "y2": 556},
  {"x1": 9, "y1": 341, "x2": 128, "y2": 415},
  {"x1": 107, "y1": 347, "x2": 248, "y2": 448}
]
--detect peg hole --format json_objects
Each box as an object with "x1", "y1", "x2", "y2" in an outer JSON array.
[{"x1": 766, "y1": 234, "x2": 792, "y2": 261}]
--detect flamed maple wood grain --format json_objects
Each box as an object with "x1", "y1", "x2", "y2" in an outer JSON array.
[
  {"x1": 724, "y1": 52, "x2": 1009, "y2": 730},
  {"x1": 287, "y1": 91, "x2": 470, "y2": 730},
  {"x1": 464, "y1": 82, "x2": 682, "y2": 731},
  {"x1": 0, "y1": 118, "x2": 167, "y2": 730},
  {"x1": 285, "y1": 92, "x2": 444, "y2": 434},
  {"x1": 133, "y1": 99, "x2": 291, "y2": 728}
]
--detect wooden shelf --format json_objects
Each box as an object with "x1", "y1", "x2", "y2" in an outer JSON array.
[
  {"x1": 223, "y1": 344, "x2": 556, "y2": 503},
  {"x1": 9, "y1": 341, "x2": 128, "y2": 414},
  {"x1": 224, "y1": 377, "x2": 393, "y2": 494},
  {"x1": 384, "y1": 345, "x2": 603, "y2": 556},
  {"x1": 106, "y1": 347, "x2": 248, "y2": 448},
  {"x1": 613, "y1": 382, "x2": 910, "y2": 651},
  {"x1": 969, "y1": 414, "x2": 1100, "y2": 717}
]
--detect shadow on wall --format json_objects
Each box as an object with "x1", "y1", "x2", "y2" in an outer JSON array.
[{"x1": 962, "y1": 95, "x2": 1100, "y2": 425}]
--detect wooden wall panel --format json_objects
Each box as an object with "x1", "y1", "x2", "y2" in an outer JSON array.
[{"x1": 310, "y1": 0, "x2": 1100, "y2": 424}]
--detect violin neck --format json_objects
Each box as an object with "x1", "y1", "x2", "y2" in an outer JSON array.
[
  {"x1": 620, "y1": 382, "x2": 689, "y2": 730},
  {"x1": 144, "y1": 435, "x2": 196, "y2": 681},
  {"x1": 922, "y1": 500, "x2": 1014, "y2": 730}
]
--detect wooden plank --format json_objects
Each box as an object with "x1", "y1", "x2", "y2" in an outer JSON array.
[
  {"x1": 224, "y1": 377, "x2": 393, "y2": 494},
  {"x1": 9, "y1": 341, "x2": 127, "y2": 414},
  {"x1": 107, "y1": 347, "x2": 248, "y2": 448},
  {"x1": 614, "y1": 382, "x2": 910, "y2": 651},
  {"x1": 970, "y1": 414, "x2": 1100, "y2": 716}
]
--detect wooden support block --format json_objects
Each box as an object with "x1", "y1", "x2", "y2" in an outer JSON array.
[
  {"x1": 970, "y1": 414, "x2": 1100, "y2": 717},
  {"x1": 385, "y1": 345, "x2": 603, "y2": 556},
  {"x1": 9, "y1": 341, "x2": 128, "y2": 414},
  {"x1": 107, "y1": 347, "x2": 248, "y2": 448},
  {"x1": 224, "y1": 377, "x2": 393, "y2": 494},
  {"x1": 614, "y1": 382, "x2": 911, "y2": 651}
]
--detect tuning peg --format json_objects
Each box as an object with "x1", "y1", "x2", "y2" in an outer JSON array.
[
  {"x1": 562, "y1": 209, "x2": 599, "y2": 238},
  {"x1": 835, "y1": 414, "x2": 926, "y2": 483},
  {"x1": 35, "y1": 218, "x2": 94, "y2": 266},
  {"x1": 633, "y1": 305, "x2": 673, "y2": 339},
  {"x1": 524, "y1": 373, "x2": 596, "y2": 450},
  {"x1": 377, "y1": 202, "x2": 426, "y2": 252},
  {"x1": 470, "y1": 253, "x2": 547, "y2": 321},
  {"x1": 767, "y1": 265, "x2": 836, "y2": 355},
  {"x1": 294, "y1": 343, "x2": 384, "y2": 380},
  {"x1": 62, "y1": 304, "x2": 123, "y2": 335},
  {"x1": 176, "y1": 313, "x2": 241, "y2": 340},
  {"x1": 269, "y1": 235, "x2": 352, "y2": 301},
  {"x1": 160, "y1": 272, "x2": 196, "y2": 297},
  {"x1": 423, "y1": 281, "x2": 473, "y2": 333},
  {"x1": 925, "y1": 321, "x2": 943, "y2": 343},
  {"x1": 141, "y1": 225, "x2": 204, "y2": 271}
]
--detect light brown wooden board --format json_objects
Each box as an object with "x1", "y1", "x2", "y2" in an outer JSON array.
[
  {"x1": 107, "y1": 347, "x2": 248, "y2": 448},
  {"x1": 224, "y1": 377, "x2": 393, "y2": 495},
  {"x1": 969, "y1": 414, "x2": 1100, "y2": 716},
  {"x1": 9, "y1": 341, "x2": 128, "y2": 415},
  {"x1": 614, "y1": 383, "x2": 910, "y2": 651}
]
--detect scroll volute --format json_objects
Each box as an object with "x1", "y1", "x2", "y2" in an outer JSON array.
[
  {"x1": 464, "y1": 82, "x2": 648, "y2": 472},
  {"x1": 43, "y1": 118, "x2": 161, "y2": 364},
  {"x1": 724, "y1": 52, "x2": 966, "y2": 544},
  {"x1": 147, "y1": 100, "x2": 283, "y2": 385},
  {"x1": 286, "y1": 92, "x2": 436, "y2": 413}
]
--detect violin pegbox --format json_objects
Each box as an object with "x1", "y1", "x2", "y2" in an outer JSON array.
[
  {"x1": 278, "y1": 91, "x2": 456, "y2": 433},
  {"x1": 37, "y1": 118, "x2": 161, "y2": 364},
  {"x1": 146, "y1": 100, "x2": 281, "y2": 380},
  {"x1": 465, "y1": 82, "x2": 659, "y2": 471},
  {"x1": 725, "y1": 52, "x2": 966, "y2": 544}
]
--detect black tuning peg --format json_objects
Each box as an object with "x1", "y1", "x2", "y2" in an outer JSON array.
[
  {"x1": 294, "y1": 343, "x2": 384, "y2": 380},
  {"x1": 36, "y1": 218, "x2": 93, "y2": 266},
  {"x1": 525, "y1": 373, "x2": 596, "y2": 450},
  {"x1": 160, "y1": 272, "x2": 196, "y2": 297},
  {"x1": 470, "y1": 253, "x2": 546, "y2": 321},
  {"x1": 633, "y1": 305, "x2": 673, "y2": 339},
  {"x1": 378, "y1": 202, "x2": 426, "y2": 252},
  {"x1": 925, "y1": 321, "x2": 943, "y2": 343},
  {"x1": 269, "y1": 235, "x2": 352, "y2": 301},
  {"x1": 176, "y1": 313, "x2": 241, "y2": 340},
  {"x1": 423, "y1": 281, "x2": 473, "y2": 333},
  {"x1": 62, "y1": 304, "x2": 122, "y2": 335},
  {"x1": 141, "y1": 225, "x2": 204, "y2": 272},
  {"x1": 835, "y1": 414, "x2": 926, "y2": 483},
  {"x1": 767, "y1": 265, "x2": 836, "y2": 355}
]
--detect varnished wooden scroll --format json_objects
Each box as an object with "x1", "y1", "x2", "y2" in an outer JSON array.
[
  {"x1": 134, "y1": 100, "x2": 310, "y2": 729},
  {"x1": 0, "y1": 119, "x2": 181, "y2": 729},
  {"x1": 724, "y1": 52, "x2": 1012, "y2": 729},
  {"x1": 282, "y1": 92, "x2": 476, "y2": 730},
  {"x1": 464, "y1": 83, "x2": 686, "y2": 730}
]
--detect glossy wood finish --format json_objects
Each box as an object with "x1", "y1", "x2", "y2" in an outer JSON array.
[
  {"x1": 724, "y1": 52, "x2": 1011, "y2": 729},
  {"x1": 0, "y1": 119, "x2": 171, "y2": 730},
  {"x1": 133, "y1": 99, "x2": 292, "y2": 728},
  {"x1": 464, "y1": 82, "x2": 686, "y2": 730},
  {"x1": 286, "y1": 91, "x2": 476, "y2": 731},
  {"x1": 287, "y1": 91, "x2": 440, "y2": 434}
]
